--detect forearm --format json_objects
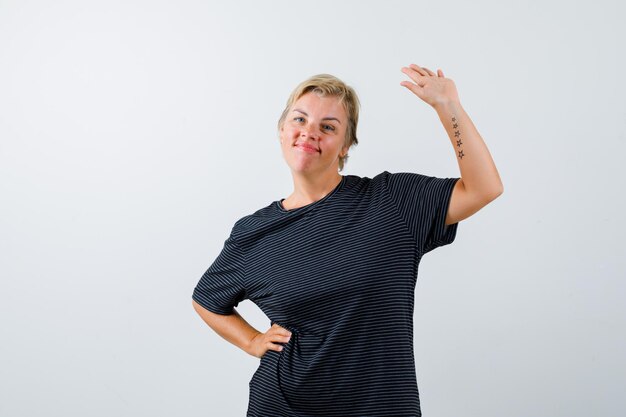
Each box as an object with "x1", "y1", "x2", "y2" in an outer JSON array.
[
  {"x1": 192, "y1": 300, "x2": 261, "y2": 355},
  {"x1": 435, "y1": 100, "x2": 503, "y2": 199}
]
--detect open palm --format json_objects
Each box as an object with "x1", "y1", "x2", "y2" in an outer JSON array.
[{"x1": 400, "y1": 63, "x2": 460, "y2": 109}]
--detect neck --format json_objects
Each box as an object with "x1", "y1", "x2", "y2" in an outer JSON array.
[{"x1": 283, "y1": 172, "x2": 343, "y2": 208}]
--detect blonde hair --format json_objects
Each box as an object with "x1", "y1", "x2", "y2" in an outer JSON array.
[{"x1": 277, "y1": 74, "x2": 360, "y2": 172}]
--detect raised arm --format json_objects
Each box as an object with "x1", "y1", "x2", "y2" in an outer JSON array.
[
  {"x1": 400, "y1": 63, "x2": 504, "y2": 226},
  {"x1": 435, "y1": 99, "x2": 503, "y2": 225}
]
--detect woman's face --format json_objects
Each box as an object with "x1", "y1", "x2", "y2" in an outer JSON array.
[{"x1": 279, "y1": 91, "x2": 348, "y2": 176}]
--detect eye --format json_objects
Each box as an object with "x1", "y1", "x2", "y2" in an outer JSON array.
[
  {"x1": 323, "y1": 125, "x2": 335, "y2": 131},
  {"x1": 293, "y1": 117, "x2": 305, "y2": 122}
]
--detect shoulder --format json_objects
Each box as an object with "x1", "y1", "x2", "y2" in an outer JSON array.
[
  {"x1": 368, "y1": 170, "x2": 429, "y2": 193},
  {"x1": 227, "y1": 202, "x2": 281, "y2": 243},
  {"x1": 369, "y1": 170, "x2": 426, "y2": 184},
  {"x1": 376, "y1": 170, "x2": 457, "y2": 191},
  {"x1": 345, "y1": 170, "x2": 390, "y2": 189},
  {"x1": 231, "y1": 211, "x2": 265, "y2": 237}
]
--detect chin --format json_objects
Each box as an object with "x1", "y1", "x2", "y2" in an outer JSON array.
[{"x1": 286, "y1": 158, "x2": 318, "y2": 171}]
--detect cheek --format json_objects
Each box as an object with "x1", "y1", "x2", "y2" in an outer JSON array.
[{"x1": 285, "y1": 128, "x2": 302, "y2": 140}]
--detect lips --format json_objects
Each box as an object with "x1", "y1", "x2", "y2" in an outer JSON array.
[{"x1": 295, "y1": 143, "x2": 319, "y2": 153}]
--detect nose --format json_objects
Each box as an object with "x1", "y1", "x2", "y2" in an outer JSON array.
[{"x1": 301, "y1": 124, "x2": 319, "y2": 140}]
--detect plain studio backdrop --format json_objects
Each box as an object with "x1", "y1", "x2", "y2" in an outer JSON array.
[{"x1": 1, "y1": 0, "x2": 624, "y2": 416}]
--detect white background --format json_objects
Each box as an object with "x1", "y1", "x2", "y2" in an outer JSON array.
[{"x1": 1, "y1": 1, "x2": 624, "y2": 416}]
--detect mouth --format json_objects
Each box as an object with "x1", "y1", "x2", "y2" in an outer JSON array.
[{"x1": 295, "y1": 143, "x2": 320, "y2": 153}]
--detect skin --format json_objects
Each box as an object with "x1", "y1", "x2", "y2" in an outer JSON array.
[
  {"x1": 194, "y1": 63, "x2": 504, "y2": 359},
  {"x1": 192, "y1": 300, "x2": 290, "y2": 359},
  {"x1": 278, "y1": 90, "x2": 349, "y2": 210},
  {"x1": 400, "y1": 63, "x2": 504, "y2": 225}
]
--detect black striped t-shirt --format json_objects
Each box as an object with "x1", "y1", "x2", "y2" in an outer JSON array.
[{"x1": 192, "y1": 170, "x2": 460, "y2": 417}]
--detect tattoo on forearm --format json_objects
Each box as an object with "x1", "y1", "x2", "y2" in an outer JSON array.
[{"x1": 452, "y1": 116, "x2": 464, "y2": 159}]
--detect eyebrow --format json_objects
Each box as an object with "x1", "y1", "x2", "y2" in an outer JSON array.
[{"x1": 292, "y1": 109, "x2": 341, "y2": 124}]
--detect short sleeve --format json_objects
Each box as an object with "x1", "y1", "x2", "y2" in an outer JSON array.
[
  {"x1": 382, "y1": 170, "x2": 460, "y2": 256},
  {"x1": 192, "y1": 229, "x2": 248, "y2": 315}
]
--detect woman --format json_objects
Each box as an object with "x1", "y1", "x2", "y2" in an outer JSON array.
[{"x1": 192, "y1": 64, "x2": 503, "y2": 417}]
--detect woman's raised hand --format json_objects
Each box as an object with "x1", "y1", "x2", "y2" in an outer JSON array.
[
  {"x1": 248, "y1": 323, "x2": 293, "y2": 359},
  {"x1": 400, "y1": 63, "x2": 460, "y2": 110}
]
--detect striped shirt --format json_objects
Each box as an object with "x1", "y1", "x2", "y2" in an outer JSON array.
[{"x1": 192, "y1": 170, "x2": 460, "y2": 417}]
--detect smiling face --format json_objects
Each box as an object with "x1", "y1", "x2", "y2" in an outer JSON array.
[{"x1": 279, "y1": 91, "x2": 349, "y2": 176}]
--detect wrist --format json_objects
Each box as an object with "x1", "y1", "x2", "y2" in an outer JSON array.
[
  {"x1": 434, "y1": 99, "x2": 462, "y2": 114},
  {"x1": 245, "y1": 331, "x2": 262, "y2": 354}
]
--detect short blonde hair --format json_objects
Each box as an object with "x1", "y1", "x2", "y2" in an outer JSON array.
[{"x1": 277, "y1": 74, "x2": 360, "y2": 172}]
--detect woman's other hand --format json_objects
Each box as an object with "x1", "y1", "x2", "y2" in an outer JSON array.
[
  {"x1": 400, "y1": 63, "x2": 461, "y2": 110},
  {"x1": 248, "y1": 323, "x2": 293, "y2": 359}
]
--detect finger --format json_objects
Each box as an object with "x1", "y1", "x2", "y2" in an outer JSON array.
[
  {"x1": 270, "y1": 332, "x2": 291, "y2": 349},
  {"x1": 409, "y1": 63, "x2": 428, "y2": 76},
  {"x1": 273, "y1": 325, "x2": 292, "y2": 337},
  {"x1": 402, "y1": 78, "x2": 425, "y2": 89},
  {"x1": 400, "y1": 80, "x2": 424, "y2": 97},
  {"x1": 401, "y1": 66, "x2": 424, "y2": 85},
  {"x1": 272, "y1": 323, "x2": 289, "y2": 332},
  {"x1": 269, "y1": 326, "x2": 292, "y2": 338},
  {"x1": 421, "y1": 66, "x2": 436, "y2": 76},
  {"x1": 438, "y1": 68, "x2": 445, "y2": 78},
  {"x1": 268, "y1": 342, "x2": 285, "y2": 352},
  {"x1": 270, "y1": 334, "x2": 291, "y2": 345}
]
